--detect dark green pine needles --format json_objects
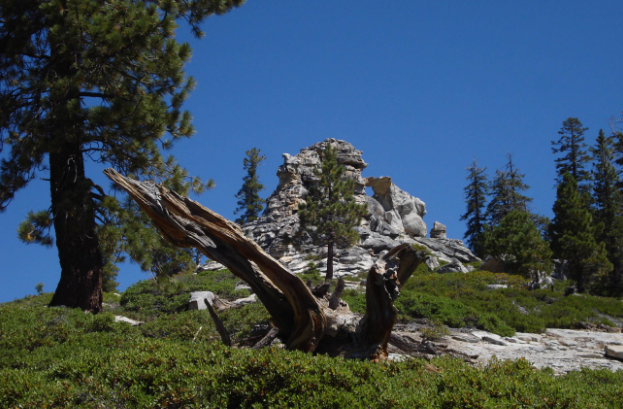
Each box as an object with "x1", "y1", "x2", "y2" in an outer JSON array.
[
  {"x1": 0, "y1": 0, "x2": 244, "y2": 311},
  {"x1": 234, "y1": 148, "x2": 267, "y2": 225},
  {"x1": 298, "y1": 144, "x2": 368, "y2": 283},
  {"x1": 460, "y1": 159, "x2": 489, "y2": 258},
  {"x1": 549, "y1": 173, "x2": 612, "y2": 293}
]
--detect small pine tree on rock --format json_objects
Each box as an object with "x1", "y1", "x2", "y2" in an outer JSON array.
[
  {"x1": 234, "y1": 148, "x2": 267, "y2": 225},
  {"x1": 297, "y1": 143, "x2": 368, "y2": 284}
]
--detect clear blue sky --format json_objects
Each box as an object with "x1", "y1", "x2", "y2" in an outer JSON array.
[{"x1": 2, "y1": 1, "x2": 622, "y2": 302}]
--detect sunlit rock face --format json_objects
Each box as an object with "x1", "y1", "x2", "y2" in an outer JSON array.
[{"x1": 241, "y1": 138, "x2": 479, "y2": 277}]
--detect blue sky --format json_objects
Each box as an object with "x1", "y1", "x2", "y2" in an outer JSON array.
[{"x1": 2, "y1": 1, "x2": 622, "y2": 302}]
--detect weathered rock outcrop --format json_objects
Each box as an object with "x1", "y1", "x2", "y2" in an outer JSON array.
[
  {"x1": 430, "y1": 221, "x2": 447, "y2": 239},
  {"x1": 242, "y1": 139, "x2": 480, "y2": 277}
]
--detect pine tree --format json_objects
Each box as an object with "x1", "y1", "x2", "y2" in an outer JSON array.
[
  {"x1": 298, "y1": 143, "x2": 368, "y2": 283},
  {"x1": 234, "y1": 148, "x2": 267, "y2": 225},
  {"x1": 552, "y1": 118, "x2": 592, "y2": 194},
  {"x1": 485, "y1": 210, "x2": 552, "y2": 279},
  {"x1": 549, "y1": 173, "x2": 612, "y2": 293},
  {"x1": 460, "y1": 159, "x2": 489, "y2": 258},
  {"x1": 0, "y1": 0, "x2": 243, "y2": 312},
  {"x1": 591, "y1": 130, "x2": 623, "y2": 295},
  {"x1": 486, "y1": 153, "x2": 532, "y2": 227}
]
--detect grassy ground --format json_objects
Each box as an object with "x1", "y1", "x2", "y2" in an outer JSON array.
[{"x1": 2, "y1": 269, "x2": 623, "y2": 407}]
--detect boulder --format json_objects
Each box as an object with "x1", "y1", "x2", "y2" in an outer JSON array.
[
  {"x1": 430, "y1": 221, "x2": 447, "y2": 239},
  {"x1": 188, "y1": 291, "x2": 217, "y2": 310},
  {"x1": 479, "y1": 255, "x2": 505, "y2": 273},
  {"x1": 605, "y1": 345, "x2": 623, "y2": 361},
  {"x1": 436, "y1": 259, "x2": 469, "y2": 274},
  {"x1": 231, "y1": 293, "x2": 258, "y2": 307},
  {"x1": 114, "y1": 316, "x2": 143, "y2": 326},
  {"x1": 365, "y1": 176, "x2": 427, "y2": 237},
  {"x1": 424, "y1": 256, "x2": 440, "y2": 271},
  {"x1": 486, "y1": 284, "x2": 508, "y2": 290},
  {"x1": 411, "y1": 237, "x2": 479, "y2": 264},
  {"x1": 196, "y1": 261, "x2": 226, "y2": 272}
]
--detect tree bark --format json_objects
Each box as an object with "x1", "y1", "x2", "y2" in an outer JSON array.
[
  {"x1": 104, "y1": 169, "x2": 428, "y2": 359},
  {"x1": 49, "y1": 143, "x2": 103, "y2": 312},
  {"x1": 326, "y1": 236, "x2": 334, "y2": 283},
  {"x1": 104, "y1": 168, "x2": 324, "y2": 351}
]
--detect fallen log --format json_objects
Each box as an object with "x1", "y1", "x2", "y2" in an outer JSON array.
[{"x1": 104, "y1": 168, "x2": 427, "y2": 359}]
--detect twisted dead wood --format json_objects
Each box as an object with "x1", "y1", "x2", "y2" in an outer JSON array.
[{"x1": 104, "y1": 168, "x2": 427, "y2": 359}]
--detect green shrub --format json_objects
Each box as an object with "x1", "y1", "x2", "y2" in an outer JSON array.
[
  {"x1": 2, "y1": 296, "x2": 623, "y2": 408},
  {"x1": 420, "y1": 321, "x2": 450, "y2": 341}
]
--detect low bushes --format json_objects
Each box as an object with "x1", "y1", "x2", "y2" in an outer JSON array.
[
  {"x1": 2, "y1": 297, "x2": 623, "y2": 408},
  {"x1": 344, "y1": 270, "x2": 623, "y2": 336}
]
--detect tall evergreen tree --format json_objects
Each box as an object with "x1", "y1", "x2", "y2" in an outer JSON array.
[
  {"x1": 0, "y1": 0, "x2": 243, "y2": 312},
  {"x1": 460, "y1": 159, "x2": 488, "y2": 258},
  {"x1": 486, "y1": 153, "x2": 532, "y2": 227},
  {"x1": 591, "y1": 130, "x2": 623, "y2": 295},
  {"x1": 549, "y1": 173, "x2": 612, "y2": 293},
  {"x1": 485, "y1": 210, "x2": 552, "y2": 279},
  {"x1": 234, "y1": 148, "x2": 267, "y2": 225},
  {"x1": 552, "y1": 118, "x2": 592, "y2": 194},
  {"x1": 298, "y1": 144, "x2": 368, "y2": 284}
]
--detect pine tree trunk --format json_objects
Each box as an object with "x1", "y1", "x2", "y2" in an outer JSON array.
[
  {"x1": 49, "y1": 142, "x2": 103, "y2": 312},
  {"x1": 325, "y1": 235, "x2": 334, "y2": 283}
]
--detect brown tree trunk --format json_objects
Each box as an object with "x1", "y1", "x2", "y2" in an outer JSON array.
[
  {"x1": 49, "y1": 143, "x2": 103, "y2": 312},
  {"x1": 325, "y1": 235, "x2": 334, "y2": 283}
]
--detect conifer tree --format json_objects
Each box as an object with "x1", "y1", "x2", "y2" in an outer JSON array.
[
  {"x1": 298, "y1": 144, "x2": 368, "y2": 283},
  {"x1": 485, "y1": 210, "x2": 552, "y2": 279},
  {"x1": 486, "y1": 153, "x2": 532, "y2": 227},
  {"x1": 552, "y1": 118, "x2": 592, "y2": 194},
  {"x1": 234, "y1": 148, "x2": 267, "y2": 225},
  {"x1": 0, "y1": 0, "x2": 244, "y2": 312},
  {"x1": 549, "y1": 173, "x2": 612, "y2": 293},
  {"x1": 460, "y1": 159, "x2": 488, "y2": 258},
  {"x1": 591, "y1": 130, "x2": 623, "y2": 295}
]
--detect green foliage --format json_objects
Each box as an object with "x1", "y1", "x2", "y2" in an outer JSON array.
[
  {"x1": 420, "y1": 321, "x2": 450, "y2": 341},
  {"x1": 486, "y1": 153, "x2": 532, "y2": 227},
  {"x1": 35, "y1": 282, "x2": 44, "y2": 296},
  {"x1": 552, "y1": 117, "x2": 592, "y2": 193},
  {"x1": 299, "y1": 263, "x2": 323, "y2": 285},
  {"x1": 485, "y1": 210, "x2": 553, "y2": 278},
  {"x1": 460, "y1": 158, "x2": 488, "y2": 257},
  {"x1": 119, "y1": 270, "x2": 249, "y2": 320},
  {"x1": 550, "y1": 173, "x2": 612, "y2": 292},
  {"x1": 298, "y1": 143, "x2": 368, "y2": 281},
  {"x1": 234, "y1": 148, "x2": 267, "y2": 225},
  {"x1": 591, "y1": 130, "x2": 623, "y2": 296},
  {"x1": 0, "y1": 0, "x2": 243, "y2": 310},
  {"x1": 400, "y1": 270, "x2": 623, "y2": 335},
  {"x1": 17, "y1": 210, "x2": 54, "y2": 247},
  {"x1": 2, "y1": 294, "x2": 623, "y2": 408}
]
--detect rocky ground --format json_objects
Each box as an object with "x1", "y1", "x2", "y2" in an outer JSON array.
[
  {"x1": 125, "y1": 289, "x2": 623, "y2": 375},
  {"x1": 390, "y1": 326, "x2": 623, "y2": 374}
]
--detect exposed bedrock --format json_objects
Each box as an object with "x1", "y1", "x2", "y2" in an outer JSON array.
[{"x1": 241, "y1": 139, "x2": 479, "y2": 277}]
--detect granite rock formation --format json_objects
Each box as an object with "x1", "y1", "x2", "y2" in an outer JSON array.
[
  {"x1": 430, "y1": 221, "x2": 447, "y2": 239},
  {"x1": 241, "y1": 139, "x2": 479, "y2": 277}
]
